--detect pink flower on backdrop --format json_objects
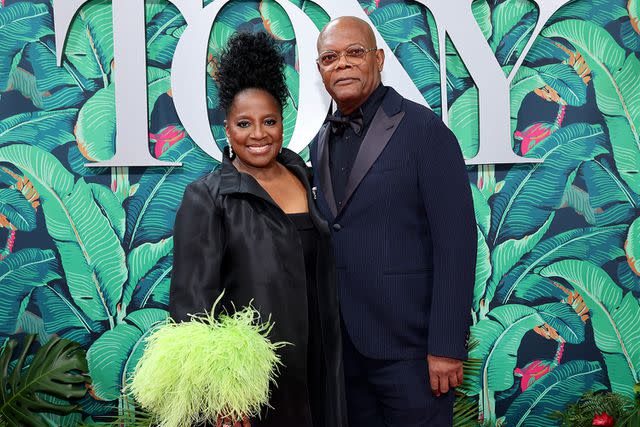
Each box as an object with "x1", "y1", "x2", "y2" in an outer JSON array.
[
  {"x1": 150, "y1": 125, "x2": 185, "y2": 158},
  {"x1": 514, "y1": 122, "x2": 556, "y2": 155},
  {"x1": 363, "y1": 0, "x2": 381, "y2": 14},
  {"x1": 514, "y1": 360, "x2": 553, "y2": 391},
  {"x1": 592, "y1": 412, "x2": 614, "y2": 427}
]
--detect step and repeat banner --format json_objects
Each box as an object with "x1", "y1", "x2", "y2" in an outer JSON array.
[{"x1": 0, "y1": 0, "x2": 639, "y2": 425}]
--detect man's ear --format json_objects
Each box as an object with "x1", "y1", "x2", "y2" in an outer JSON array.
[{"x1": 376, "y1": 49, "x2": 385, "y2": 72}]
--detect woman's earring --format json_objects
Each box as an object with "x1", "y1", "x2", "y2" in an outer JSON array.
[
  {"x1": 279, "y1": 146, "x2": 283, "y2": 154},
  {"x1": 228, "y1": 144, "x2": 234, "y2": 159}
]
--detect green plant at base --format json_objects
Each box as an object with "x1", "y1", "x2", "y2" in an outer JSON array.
[
  {"x1": 552, "y1": 384, "x2": 640, "y2": 426},
  {"x1": 0, "y1": 334, "x2": 90, "y2": 427}
]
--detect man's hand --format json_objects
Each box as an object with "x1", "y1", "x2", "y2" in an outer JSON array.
[{"x1": 427, "y1": 354, "x2": 464, "y2": 396}]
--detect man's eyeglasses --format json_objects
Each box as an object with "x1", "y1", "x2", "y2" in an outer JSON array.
[{"x1": 317, "y1": 45, "x2": 378, "y2": 68}]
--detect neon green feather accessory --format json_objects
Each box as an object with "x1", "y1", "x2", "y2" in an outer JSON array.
[{"x1": 129, "y1": 296, "x2": 286, "y2": 427}]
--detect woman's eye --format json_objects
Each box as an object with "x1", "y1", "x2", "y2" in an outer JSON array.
[
  {"x1": 265, "y1": 119, "x2": 277, "y2": 126},
  {"x1": 237, "y1": 121, "x2": 250, "y2": 128}
]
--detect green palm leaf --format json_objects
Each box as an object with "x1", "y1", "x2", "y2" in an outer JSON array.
[
  {"x1": 450, "y1": 87, "x2": 479, "y2": 159},
  {"x1": 579, "y1": 158, "x2": 640, "y2": 227},
  {"x1": 396, "y1": 38, "x2": 467, "y2": 111},
  {"x1": 33, "y1": 285, "x2": 104, "y2": 348},
  {"x1": 497, "y1": 225, "x2": 627, "y2": 304},
  {"x1": 74, "y1": 84, "x2": 115, "y2": 162},
  {"x1": 489, "y1": 123, "x2": 608, "y2": 247},
  {"x1": 534, "y1": 63, "x2": 588, "y2": 106},
  {"x1": 0, "y1": 3, "x2": 52, "y2": 90},
  {"x1": 130, "y1": 254, "x2": 172, "y2": 311},
  {"x1": 621, "y1": 16, "x2": 640, "y2": 52},
  {"x1": 561, "y1": 185, "x2": 597, "y2": 224},
  {"x1": 75, "y1": 68, "x2": 169, "y2": 163},
  {"x1": 0, "y1": 335, "x2": 90, "y2": 427},
  {"x1": 17, "y1": 312, "x2": 51, "y2": 345},
  {"x1": 483, "y1": 118, "x2": 598, "y2": 298},
  {"x1": 145, "y1": 2, "x2": 167, "y2": 24},
  {"x1": 0, "y1": 249, "x2": 59, "y2": 339},
  {"x1": 217, "y1": 1, "x2": 261, "y2": 28},
  {"x1": 260, "y1": 0, "x2": 295, "y2": 41},
  {"x1": 486, "y1": 213, "x2": 554, "y2": 308},
  {"x1": 541, "y1": 260, "x2": 640, "y2": 395},
  {"x1": 208, "y1": 21, "x2": 235, "y2": 56},
  {"x1": 536, "y1": 302, "x2": 586, "y2": 344},
  {"x1": 472, "y1": 184, "x2": 491, "y2": 236},
  {"x1": 0, "y1": 188, "x2": 35, "y2": 231},
  {"x1": 473, "y1": 0, "x2": 492, "y2": 41},
  {"x1": 453, "y1": 394, "x2": 479, "y2": 427},
  {"x1": 24, "y1": 39, "x2": 97, "y2": 110},
  {"x1": 474, "y1": 226, "x2": 492, "y2": 313},
  {"x1": 146, "y1": 67, "x2": 172, "y2": 116},
  {"x1": 550, "y1": 0, "x2": 627, "y2": 26},
  {"x1": 625, "y1": 216, "x2": 640, "y2": 277},
  {"x1": 0, "y1": 109, "x2": 78, "y2": 151},
  {"x1": 0, "y1": 144, "x2": 127, "y2": 324},
  {"x1": 504, "y1": 360, "x2": 607, "y2": 427},
  {"x1": 369, "y1": 3, "x2": 427, "y2": 50},
  {"x1": 510, "y1": 66, "x2": 545, "y2": 133},
  {"x1": 466, "y1": 304, "x2": 543, "y2": 395},
  {"x1": 489, "y1": 0, "x2": 535, "y2": 57},
  {"x1": 65, "y1": 0, "x2": 113, "y2": 87},
  {"x1": 616, "y1": 260, "x2": 640, "y2": 294},
  {"x1": 282, "y1": 84, "x2": 298, "y2": 147},
  {"x1": 89, "y1": 182, "x2": 126, "y2": 242},
  {"x1": 146, "y1": 5, "x2": 185, "y2": 66},
  {"x1": 302, "y1": 0, "x2": 329, "y2": 30},
  {"x1": 542, "y1": 20, "x2": 640, "y2": 196},
  {"x1": 122, "y1": 238, "x2": 173, "y2": 313},
  {"x1": 495, "y1": 10, "x2": 537, "y2": 67},
  {"x1": 123, "y1": 139, "x2": 217, "y2": 250},
  {"x1": 5, "y1": 65, "x2": 51, "y2": 110},
  {"x1": 86, "y1": 309, "x2": 167, "y2": 401}
]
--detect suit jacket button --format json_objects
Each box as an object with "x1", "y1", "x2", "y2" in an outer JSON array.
[{"x1": 333, "y1": 223, "x2": 342, "y2": 231}]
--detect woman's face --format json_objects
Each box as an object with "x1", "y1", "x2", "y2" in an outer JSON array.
[{"x1": 225, "y1": 88, "x2": 283, "y2": 169}]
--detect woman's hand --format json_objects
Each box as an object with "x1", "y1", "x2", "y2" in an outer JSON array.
[{"x1": 216, "y1": 416, "x2": 251, "y2": 427}]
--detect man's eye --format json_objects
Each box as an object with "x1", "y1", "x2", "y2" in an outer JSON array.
[
  {"x1": 347, "y1": 47, "x2": 365, "y2": 57},
  {"x1": 321, "y1": 53, "x2": 337, "y2": 63}
]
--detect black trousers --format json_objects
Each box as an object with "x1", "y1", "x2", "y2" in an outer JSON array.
[{"x1": 342, "y1": 327, "x2": 455, "y2": 427}]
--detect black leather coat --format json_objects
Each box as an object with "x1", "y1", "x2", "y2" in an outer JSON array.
[{"x1": 170, "y1": 148, "x2": 347, "y2": 427}]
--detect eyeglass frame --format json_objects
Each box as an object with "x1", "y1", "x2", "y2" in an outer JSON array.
[{"x1": 316, "y1": 45, "x2": 379, "y2": 69}]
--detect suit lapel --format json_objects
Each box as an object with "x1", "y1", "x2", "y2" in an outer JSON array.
[
  {"x1": 317, "y1": 122, "x2": 338, "y2": 218},
  {"x1": 340, "y1": 105, "x2": 405, "y2": 214}
]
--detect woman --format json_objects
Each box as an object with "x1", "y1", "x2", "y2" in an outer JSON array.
[{"x1": 170, "y1": 32, "x2": 346, "y2": 427}]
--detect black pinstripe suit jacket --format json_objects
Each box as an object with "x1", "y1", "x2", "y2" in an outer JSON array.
[{"x1": 310, "y1": 87, "x2": 477, "y2": 360}]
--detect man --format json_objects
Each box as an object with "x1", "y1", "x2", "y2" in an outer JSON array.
[{"x1": 310, "y1": 16, "x2": 477, "y2": 426}]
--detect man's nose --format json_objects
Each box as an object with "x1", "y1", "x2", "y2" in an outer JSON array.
[{"x1": 335, "y1": 53, "x2": 351, "y2": 69}]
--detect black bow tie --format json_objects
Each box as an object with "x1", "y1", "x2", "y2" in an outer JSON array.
[{"x1": 326, "y1": 110, "x2": 364, "y2": 136}]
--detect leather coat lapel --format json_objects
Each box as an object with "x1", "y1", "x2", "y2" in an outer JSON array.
[
  {"x1": 317, "y1": 122, "x2": 338, "y2": 218},
  {"x1": 340, "y1": 105, "x2": 405, "y2": 214}
]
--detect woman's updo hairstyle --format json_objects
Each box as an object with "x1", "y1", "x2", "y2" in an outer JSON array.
[{"x1": 216, "y1": 32, "x2": 288, "y2": 114}]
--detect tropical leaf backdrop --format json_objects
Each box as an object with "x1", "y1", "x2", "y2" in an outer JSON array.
[{"x1": 0, "y1": 0, "x2": 638, "y2": 425}]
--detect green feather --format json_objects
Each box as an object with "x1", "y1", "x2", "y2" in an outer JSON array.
[{"x1": 129, "y1": 295, "x2": 286, "y2": 427}]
